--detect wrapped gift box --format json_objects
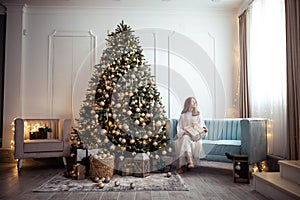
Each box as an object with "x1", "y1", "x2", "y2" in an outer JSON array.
[
  {"x1": 71, "y1": 163, "x2": 86, "y2": 180},
  {"x1": 115, "y1": 157, "x2": 134, "y2": 176}
]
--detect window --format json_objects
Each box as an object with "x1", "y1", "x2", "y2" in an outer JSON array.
[{"x1": 248, "y1": 0, "x2": 286, "y2": 157}]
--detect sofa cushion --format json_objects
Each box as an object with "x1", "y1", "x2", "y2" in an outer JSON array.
[
  {"x1": 204, "y1": 119, "x2": 241, "y2": 140},
  {"x1": 202, "y1": 140, "x2": 241, "y2": 146},
  {"x1": 24, "y1": 139, "x2": 63, "y2": 153}
]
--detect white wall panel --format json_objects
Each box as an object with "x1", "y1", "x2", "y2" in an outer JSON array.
[
  {"x1": 52, "y1": 37, "x2": 73, "y2": 119},
  {"x1": 50, "y1": 33, "x2": 95, "y2": 125}
]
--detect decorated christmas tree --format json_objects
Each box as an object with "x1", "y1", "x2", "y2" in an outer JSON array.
[{"x1": 76, "y1": 21, "x2": 172, "y2": 162}]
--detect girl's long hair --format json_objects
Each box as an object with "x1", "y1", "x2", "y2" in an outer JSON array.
[{"x1": 181, "y1": 97, "x2": 200, "y2": 116}]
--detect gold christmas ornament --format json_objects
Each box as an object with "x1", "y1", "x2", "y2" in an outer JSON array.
[
  {"x1": 167, "y1": 172, "x2": 172, "y2": 178},
  {"x1": 103, "y1": 176, "x2": 110, "y2": 183},
  {"x1": 115, "y1": 181, "x2": 120, "y2": 187},
  {"x1": 98, "y1": 182, "x2": 105, "y2": 189},
  {"x1": 104, "y1": 138, "x2": 109, "y2": 143},
  {"x1": 156, "y1": 121, "x2": 162, "y2": 127},
  {"x1": 110, "y1": 144, "x2": 116, "y2": 150},
  {"x1": 100, "y1": 129, "x2": 107, "y2": 135},
  {"x1": 130, "y1": 182, "x2": 135, "y2": 189},
  {"x1": 121, "y1": 138, "x2": 127, "y2": 144},
  {"x1": 130, "y1": 139, "x2": 135, "y2": 144},
  {"x1": 143, "y1": 134, "x2": 148, "y2": 139},
  {"x1": 123, "y1": 124, "x2": 129, "y2": 131}
]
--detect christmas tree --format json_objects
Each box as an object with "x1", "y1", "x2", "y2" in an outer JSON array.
[{"x1": 76, "y1": 21, "x2": 172, "y2": 161}]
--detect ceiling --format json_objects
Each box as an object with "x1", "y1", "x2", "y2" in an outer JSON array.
[{"x1": 0, "y1": 0, "x2": 247, "y2": 11}]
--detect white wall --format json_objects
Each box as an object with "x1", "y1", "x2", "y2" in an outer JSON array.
[{"x1": 2, "y1": 4, "x2": 240, "y2": 148}]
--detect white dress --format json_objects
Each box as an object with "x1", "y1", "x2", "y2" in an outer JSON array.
[{"x1": 174, "y1": 112, "x2": 207, "y2": 167}]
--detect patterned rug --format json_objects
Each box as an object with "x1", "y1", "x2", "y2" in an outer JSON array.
[{"x1": 33, "y1": 172, "x2": 189, "y2": 192}]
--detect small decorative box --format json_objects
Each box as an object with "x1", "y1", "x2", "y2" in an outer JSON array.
[{"x1": 71, "y1": 163, "x2": 86, "y2": 180}]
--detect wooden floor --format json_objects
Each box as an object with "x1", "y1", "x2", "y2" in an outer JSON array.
[{"x1": 0, "y1": 158, "x2": 270, "y2": 200}]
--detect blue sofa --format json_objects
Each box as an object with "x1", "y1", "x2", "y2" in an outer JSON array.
[{"x1": 166, "y1": 118, "x2": 268, "y2": 165}]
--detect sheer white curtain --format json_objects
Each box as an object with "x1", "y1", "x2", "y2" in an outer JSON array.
[{"x1": 248, "y1": 0, "x2": 286, "y2": 157}]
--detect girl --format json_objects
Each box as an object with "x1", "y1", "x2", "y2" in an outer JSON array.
[{"x1": 175, "y1": 97, "x2": 208, "y2": 174}]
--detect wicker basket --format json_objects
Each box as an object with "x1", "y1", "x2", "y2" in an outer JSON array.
[{"x1": 89, "y1": 155, "x2": 115, "y2": 179}]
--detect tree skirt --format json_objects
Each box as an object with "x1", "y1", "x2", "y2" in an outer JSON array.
[{"x1": 33, "y1": 173, "x2": 189, "y2": 192}]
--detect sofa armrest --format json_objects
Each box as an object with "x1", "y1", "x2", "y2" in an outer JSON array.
[
  {"x1": 14, "y1": 118, "x2": 25, "y2": 159},
  {"x1": 241, "y1": 118, "x2": 268, "y2": 164}
]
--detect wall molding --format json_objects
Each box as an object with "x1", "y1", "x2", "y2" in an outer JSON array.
[
  {"x1": 47, "y1": 29, "x2": 97, "y2": 117},
  {"x1": 22, "y1": 5, "x2": 237, "y2": 17},
  {"x1": 207, "y1": 32, "x2": 216, "y2": 117}
]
